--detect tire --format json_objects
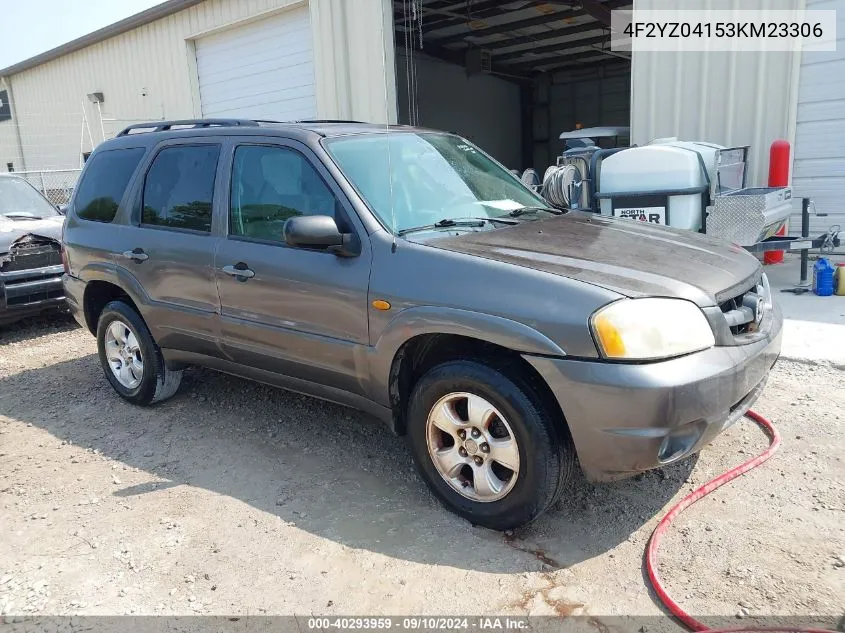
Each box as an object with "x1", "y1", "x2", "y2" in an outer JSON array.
[
  {"x1": 407, "y1": 360, "x2": 575, "y2": 531},
  {"x1": 96, "y1": 300, "x2": 182, "y2": 406}
]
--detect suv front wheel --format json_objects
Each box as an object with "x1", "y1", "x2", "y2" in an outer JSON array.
[
  {"x1": 407, "y1": 360, "x2": 575, "y2": 530},
  {"x1": 96, "y1": 301, "x2": 182, "y2": 406}
]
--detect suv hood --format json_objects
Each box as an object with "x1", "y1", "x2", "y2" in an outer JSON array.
[
  {"x1": 429, "y1": 211, "x2": 760, "y2": 306},
  {"x1": 0, "y1": 215, "x2": 64, "y2": 253}
]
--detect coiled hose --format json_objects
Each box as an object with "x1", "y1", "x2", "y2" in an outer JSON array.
[
  {"x1": 646, "y1": 409, "x2": 835, "y2": 633},
  {"x1": 542, "y1": 164, "x2": 580, "y2": 209}
]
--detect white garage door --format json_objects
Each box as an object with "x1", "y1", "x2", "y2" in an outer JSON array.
[
  {"x1": 195, "y1": 6, "x2": 315, "y2": 122},
  {"x1": 791, "y1": 0, "x2": 844, "y2": 242}
]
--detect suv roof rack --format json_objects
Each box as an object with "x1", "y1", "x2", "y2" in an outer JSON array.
[
  {"x1": 290, "y1": 119, "x2": 364, "y2": 124},
  {"x1": 116, "y1": 119, "x2": 260, "y2": 136}
]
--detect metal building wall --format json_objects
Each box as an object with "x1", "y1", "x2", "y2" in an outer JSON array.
[
  {"x1": 0, "y1": 0, "x2": 396, "y2": 172},
  {"x1": 630, "y1": 0, "x2": 805, "y2": 188},
  {"x1": 792, "y1": 0, "x2": 845, "y2": 238},
  {"x1": 312, "y1": 0, "x2": 396, "y2": 126}
]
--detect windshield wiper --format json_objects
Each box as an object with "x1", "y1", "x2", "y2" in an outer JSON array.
[
  {"x1": 2, "y1": 212, "x2": 43, "y2": 220},
  {"x1": 397, "y1": 216, "x2": 517, "y2": 236},
  {"x1": 506, "y1": 206, "x2": 563, "y2": 217}
]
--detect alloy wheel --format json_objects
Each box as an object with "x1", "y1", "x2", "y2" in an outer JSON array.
[
  {"x1": 104, "y1": 319, "x2": 144, "y2": 389},
  {"x1": 425, "y1": 392, "x2": 520, "y2": 502}
]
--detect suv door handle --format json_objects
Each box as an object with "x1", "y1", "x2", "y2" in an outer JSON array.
[
  {"x1": 120, "y1": 249, "x2": 149, "y2": 262},
  {"x1": 222, "y1": 264, "x2": 255, "y2": 280}
]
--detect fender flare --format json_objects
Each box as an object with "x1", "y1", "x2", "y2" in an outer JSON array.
[
  {"x1": 77, "y1": 263, "x2": 153, "y2": 329},
  {"x1": 368, "y1": 305, "x2": 566, "y2": 407}
]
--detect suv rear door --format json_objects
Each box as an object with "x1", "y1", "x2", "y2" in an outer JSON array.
[
  {"x1": 64, "y1": 146, "x2": 147, "y2": 275},
  {"x1": 214, "y1": 138, "x2": 371, "y2": 395},
  {"x1": 113, "y1": 138, "x2": 224, "y2": 357}
]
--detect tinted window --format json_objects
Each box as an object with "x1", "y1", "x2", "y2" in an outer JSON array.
[
  {"x1": 230, "y1": 145, "x2": 338, "y2": 242},
  {"x1": 142, "y1": 145, "x2": 220, "y2": 232},
  {"x1": 75, "y1": 148, "x2": 145, "y2": 222}
]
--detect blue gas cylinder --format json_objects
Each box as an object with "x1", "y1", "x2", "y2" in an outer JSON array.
[{"x1": 813, "y1": 258, "x2": 835, "y2": 296}]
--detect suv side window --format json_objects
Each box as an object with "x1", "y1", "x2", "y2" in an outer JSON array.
[
  {"x1": 142, "y1": 145, "x2": 220, "y2": 232},
  {"x1": 229, "y1": 145, "x2": 339, "y2": 242},
  {"x1": 75, "y1": 147, "x2": 145, "y2": 222}
]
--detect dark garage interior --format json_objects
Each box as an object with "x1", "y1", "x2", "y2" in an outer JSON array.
[{"x1": 393, "y1": 0, "x2": 632, "y2": 173}]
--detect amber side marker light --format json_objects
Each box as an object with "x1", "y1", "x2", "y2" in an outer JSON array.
[
  {"x1": 593, "y1": 314, "x2": 626, "y2": 357},
  {"x1": 372, "y1": 300, "x2": 391, "y2": 311}
]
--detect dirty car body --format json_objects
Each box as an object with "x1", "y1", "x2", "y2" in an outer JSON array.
[
  {"x1": 61, "y1": 121, "x2": 781, "y2": 530},
  {"x1": 430, "y1": 214, "x2": 781, "y2": 481},
  {"x1": 0, "y1": 175, "x2": 66, "y2": 325}
]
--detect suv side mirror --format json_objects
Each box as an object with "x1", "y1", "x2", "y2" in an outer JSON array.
[{"x1": 283, "y1": 215, "x2": 360, "y2": 257}]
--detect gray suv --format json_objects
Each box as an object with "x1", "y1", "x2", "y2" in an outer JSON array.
[{"x1": 62, "y1": 119, "x2": 782, "y2": 530}]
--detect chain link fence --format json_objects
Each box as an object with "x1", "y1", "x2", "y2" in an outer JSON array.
[{"x1": 14, "y1": 169, "x2": 82, "y2": 206}]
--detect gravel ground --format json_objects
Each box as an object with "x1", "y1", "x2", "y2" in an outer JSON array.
[{"x1": 0, "y1": 313, "x2": 843, "y2": 628}]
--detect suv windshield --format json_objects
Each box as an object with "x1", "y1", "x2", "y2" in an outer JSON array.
[
  {"x1": 323, "y1": 132, "x2": 552, "y2": 234},
  {"x1": 0, "y1": 177, "x2": 59, "y2": 219}
]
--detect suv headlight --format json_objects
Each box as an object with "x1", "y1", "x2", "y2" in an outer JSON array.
[{"x1": 591, "y1": 298, "x2": 715, "y2": 361}]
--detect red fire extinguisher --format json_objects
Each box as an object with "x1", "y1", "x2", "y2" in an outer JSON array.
[{"x1": 764, "y1": 139, "x2": 790, "y2": 265}]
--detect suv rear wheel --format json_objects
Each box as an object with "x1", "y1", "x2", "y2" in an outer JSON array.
[
  {"x1": 96, "y1": 301, "x2": 182, "y2": 405},
  {"x1": 407, "y1": 360, "x2": 574, "y2": 530}
]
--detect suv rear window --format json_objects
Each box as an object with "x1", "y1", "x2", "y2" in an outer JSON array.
[
  {"x1": 74, "y1": 147, "x2": 145, "y2": 222},
  {"x1": 142, "y1": 145, "x2": 220, "y2": 233}
]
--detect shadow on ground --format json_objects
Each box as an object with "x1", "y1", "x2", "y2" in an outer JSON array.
[
  {"x1": 0, "y1": 344, "x2": 694, "y2": 574},
  {"x1": 0, "y1": 310, "x2": 79, "y2": 343}
]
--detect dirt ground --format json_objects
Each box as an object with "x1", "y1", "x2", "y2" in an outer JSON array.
[{"x1": 0, "y1": 313, "x2": 843, "y2": 628}]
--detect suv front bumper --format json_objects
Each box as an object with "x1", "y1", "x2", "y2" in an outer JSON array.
[
  {"x1": 523, "y1": 303, "x2": 783, "y2": 482},
  {"x1": 0, "y1": 265, "x2": 66, "y2": 325}
]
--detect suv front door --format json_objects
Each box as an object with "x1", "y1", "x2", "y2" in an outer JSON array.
[
  {"x1": 115, "y1": 139, "x2": 223, "y2": 357},
  {"x1": 214, "y1": 139, "x2": 371, "y2": 396}
]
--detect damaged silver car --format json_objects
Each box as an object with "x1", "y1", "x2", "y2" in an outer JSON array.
[{"x1": 0, "y1": 174, "x2": 66, "y2": 325}]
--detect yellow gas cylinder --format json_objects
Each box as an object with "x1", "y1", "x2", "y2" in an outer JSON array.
[{"x1": 837, "y1": 263, "x2": 845, "y2": 296}]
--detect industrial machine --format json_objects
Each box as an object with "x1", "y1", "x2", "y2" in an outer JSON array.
[{"x1": 542, "y1": 130, "x2": 794, "y2": 247}]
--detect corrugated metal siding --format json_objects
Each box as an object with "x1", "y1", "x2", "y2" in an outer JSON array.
[
  {"x1": 630, "y1": 0, "x2": 805, "y2": 189},
  {"x1": 310, "y1": 0, "x2": 396, "y2": 125},
  {"x1": 791, "y1": 0, "x2": 845, "y2": 239},
  {"x1": 0, "y1": 0, "x2": 396, "y2": 171}
]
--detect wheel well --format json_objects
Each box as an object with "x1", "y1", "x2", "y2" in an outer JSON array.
[
  {"x1": 388, "y1": 334, "x2": 567, "y2": 437},
  {"x1": 83, "y1": 281, "x2": 139, "y2": 335}
]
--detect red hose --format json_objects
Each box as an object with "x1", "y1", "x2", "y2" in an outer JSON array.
[{"x1": 644, "y1": 409, "x2": 835, "y2": 633}]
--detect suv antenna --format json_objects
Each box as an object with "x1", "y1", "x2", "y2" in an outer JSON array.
[{"x1": 380, "y1": 0, "x2": 398, "y2": 252}]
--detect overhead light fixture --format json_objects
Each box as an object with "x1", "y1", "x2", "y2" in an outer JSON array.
[{"x1": 86, "y1": 92, "x2": 104, "y2": 104}]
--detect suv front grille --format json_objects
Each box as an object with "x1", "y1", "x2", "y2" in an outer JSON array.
[
  {"x1": 0, "y1": 241, "x2": 62, "y2": 273},
  {"x1": 720, "y1": 291, "x2": 753, "y2": 336},
  {"x1": 719, "y1": 273, "x2": 771, "y2": 337},
  {"x1": 1, "y1": 237, "x2": 64, "y2": 308}
]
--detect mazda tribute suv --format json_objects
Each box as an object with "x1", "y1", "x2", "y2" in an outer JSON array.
[{"x1": 61, "y1": 119, "x2": 782, "y2": 530}]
